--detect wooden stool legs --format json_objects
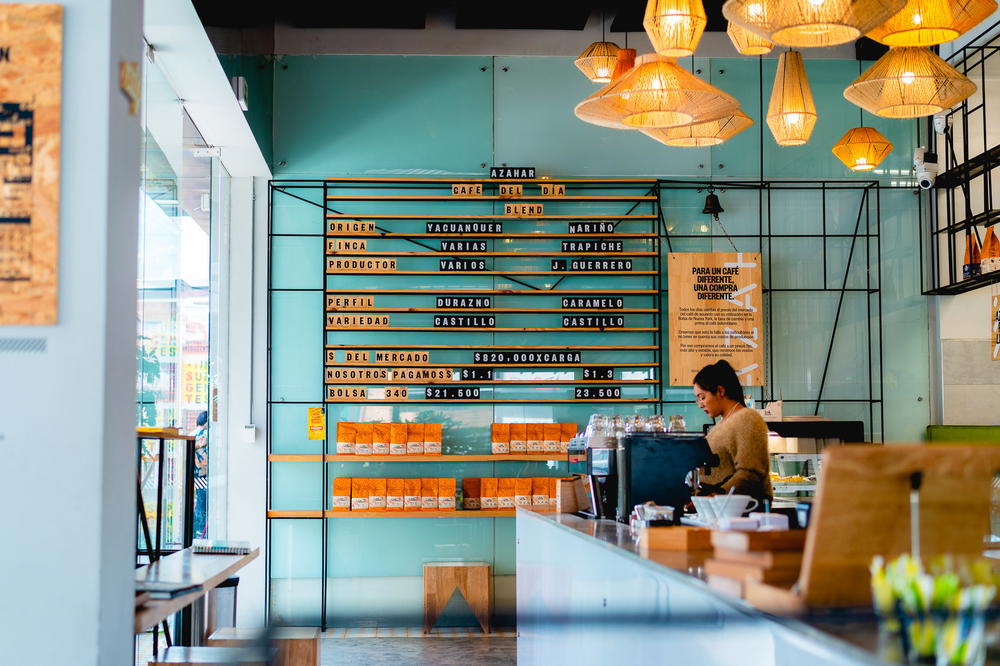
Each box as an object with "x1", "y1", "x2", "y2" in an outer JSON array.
[{"x1": 423, "y1": 562, "x2": 492, "y2": 634}]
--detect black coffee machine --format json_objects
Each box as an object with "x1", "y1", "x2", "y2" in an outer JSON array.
[{"x1": 572, "y1": 433, "x2": 717, "y2": 522}]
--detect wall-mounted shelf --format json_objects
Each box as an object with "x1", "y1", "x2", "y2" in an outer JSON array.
[
  {"x1": 323, "y1": 327, "x2": 657, "y2": 333},
  {"x1": 269, "y1": 454, "x2": 569, "y2": 463},
  {"x1": 326, "y1": 195, "x2": 657, "y2": 201},
  {"x1": 325, "y1": 344, "x2": 657, "y2": 350},
  {"x1": 325, "y1": 291, "x2": 658, "y2": 296},
  {"x1": 326, "y1": 214, "x2": 656, "y2": 220},
  {"x1": 924, "y1": 267, "x2": 1000, "y2": 295},
  {"x1": 267, "y1": 510, "x2": 528, "y2": 519}
]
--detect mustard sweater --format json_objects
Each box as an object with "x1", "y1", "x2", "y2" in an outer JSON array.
[{"x1": 702, "y1": 407, "x2": 772, "y2": 501}]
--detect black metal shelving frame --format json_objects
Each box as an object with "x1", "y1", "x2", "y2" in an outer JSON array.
[
  {"x1": 265, "y1": 176, "x2": 884, "y2": 628},
  {"x1": 924, "y1": 20, "x2": 1000, "y2": 294}
]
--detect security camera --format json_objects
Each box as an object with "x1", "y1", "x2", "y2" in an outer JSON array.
[
  {"x1": 914, "y1": 146, "x2": 939, "y2": 190},
  {"x1": 933, "y1": 113, "x2": 952, "y2": 135}
]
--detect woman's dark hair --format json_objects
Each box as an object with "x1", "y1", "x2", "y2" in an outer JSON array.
[
  {"x1": 693, "y1": 360, "x2": 745, "y2": 406},
  {"x1": 197, "y1": 411, "x2": 209, "y2": 427}
]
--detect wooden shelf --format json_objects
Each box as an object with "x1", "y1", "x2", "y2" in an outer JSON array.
[
  {"x1": 136, "y1": 428, "x2": 197, "y2": 441},
  {"x1": 326, "y1": 195, "x2": 656, "y2": 201},
  {"x1": 326, "y1": 308, "x2": 657, "y2": 313},
  {"x1": 326, "y1": 214, "x2": 656, "y2": 220},
  {"x1": 325, "y1": 177, "x2": 658, "y2": 183},
  {"x1": 324, "y1": 398, "x2": 659, "y2": 404},
  {"x1": 325, "y1": 327, "x2": 657, "y2": 332},
  {"x1": 324, "y1": 379, "x2": 656, "y2": 385},
  {"x1": 325, "y1": 454, "x2": 567, "y2": 462},
  {"x1": 924, "y1": 267, "x2": 1000, "y2": 295},
  {"x1": 266, "y1": 510, "x2": 527, "y2": 518},
  {"x1": 326, "y1": 233, "x2": 658, "y2": 238},
  {"x1": 268, "y1": 454, "x2": 568, "y2": 463},
  {"x1": 325, "y1": 252, "x2": 658, "y2": 257},
  {"x1": 326, "y1": 270, "x2": 657, "y2": 276},
  {"x1": 325, "y1": 290, "x2": 657, "y2": 295},
  {"x1": 323, "y1": 362, "x2": 657, "y2": 368},
  {"x1": 325, "y1": 344, "x2": 657, "y2": 350}
]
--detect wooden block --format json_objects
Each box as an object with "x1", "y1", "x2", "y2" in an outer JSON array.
[
  {"x1": 642, "y1": 549, "x2": 712, "y2": 571},
  {"x1": 638, "y1": 526, "x2": 712, "y2": 551},
  {"x1": 326, "y1": 296, "x2": 374, "y2": 311},
  {"x1": 326, "y1": 257, "x2": 397, "y2": 272},
  {"x1": 711, "y1": 530, "x2": 807, "y2": 552},
  {"x1": 326, "y1": 314, "x2": 390, "y2": 329},
  {"x1": 504, "y1": 203, "x2": 543, "y2": 217},
  {"x1": 423, "y1": 562, "x2": 492, "y2": 634},
  {"x1": 707, "y1": 574, "x2": 744, "y2": 600},
  {"x1": 704, "y1": 558, "x2": 800, "y2": 585},
  {"x1": 327, "y1": 239, "x2": 367, "y2": 253},
  {"x1": 743, "y1": 581, "x2": 807, "y2": 616},
  {"x1": 148, "y1": 646, "x2": 275, "y2": 665},
  {"x1": 207, "y1": 625, "x2": 320, "y2": 665},
  {"x1": 375, "y1": 350, "x2": 430, "y2": 365},
  {"x1": 555, "y1": 477, "x2": 580, "y2": 513},
  {"x1": 326, "y1": 367, "x2": 389, "y2": 383},
  {"x1": 498, "y1": 184, "x2": 522, "y2": 198},
  {"x1": 327, "y1": 220, "x2": 374, "y2": 234},
  {"x1": 713, "y1": 547, "x2": 803, "y2": 569},
  {"x1": 540, "y1": 183, "x2": 566, "y2": 196},
  {"x1": 451, "y1": 183, "x2": 482, "y2": 196}
]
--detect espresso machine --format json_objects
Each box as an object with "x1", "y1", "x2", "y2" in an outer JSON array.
[{"x1": 571, "y1": 432, "x2": 717, "y2": 523}]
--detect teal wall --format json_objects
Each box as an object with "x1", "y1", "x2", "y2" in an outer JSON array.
[
  {"x1": 218, "y1": 54, "x2": 274, "y2": 166},
  {"x1": 266, "y1": 55, "x2": 931, "y2": 627}
]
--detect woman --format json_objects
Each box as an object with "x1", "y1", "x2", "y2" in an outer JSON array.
[{"x1": 693, "y1": 360, "x2": 772, "y2": 503}]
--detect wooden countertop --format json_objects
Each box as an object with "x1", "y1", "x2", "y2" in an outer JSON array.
[{"x1": 134, "y1": 547, "x2": 259, "y2": 634}]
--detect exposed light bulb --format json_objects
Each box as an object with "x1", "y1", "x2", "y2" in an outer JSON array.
[
  {"x1": 901, "y1": 70, "x2": 915, "y2": 84},
  {"x1": 808, "y1": 0, "x2": 825, "y2": 6},
  {"x1": 747, "y1": 3, "x2": 763, "y2": 16},
  {"x1": 911, "y1": 11, "x2": 923, "y2": 25},
  {"x1": 665, "y1": 9, "x2": 684, "y2": 23},
  {"x1": 786, "y1": 112, "x2": 802, "y2": 125}
]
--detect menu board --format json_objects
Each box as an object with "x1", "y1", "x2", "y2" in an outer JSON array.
[
  {"x1": 319, "y1": 176, "x2": 661, "y2": 403},
  {"x1": 667, "y1": 252, "x2": 764, "y2": 386},
  {"x1": 0, "y1": 5, "x2": 61, "y2": 325}
]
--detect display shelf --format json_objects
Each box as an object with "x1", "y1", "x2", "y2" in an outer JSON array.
[
  {"x1": 325, "y1": 270, "x2": 659, "y2": 276},
  {"x1": 924, "y1": 267, "x2": 1000, "y2": 295},
  {"x1": 326, "y1": 214, "x2": 657, "y2": 220},
  {"x1": 322, "y1": 362, "x2": 658, "y2": 368},
  {"x1": 325, "y1": 344, "x2": 657, "y2": 350},
  {"x1": 327, "y1": 308, "x2": 658, "y2": 313},
  {"x1": 935, "y1": 143, "x2": 1000, "y2": 189},
  {"x1": 770, "y1": 453, "x2": 821, "y2": 462},
  {"x1": 772, "y1": 483, "x2": 817, "y2": 494},
  {"x1": 326, "y1": 195, "x2": 657, "y2": 201},
  {"x1": 266, "y1": 510, "x2": 530, "y2": 518},
  {"x1": 931, "y1": 208, "x2": 1000, "y2": 236},
  {"x1": 324, "y1": 327, "x2": 658, "y2": 332},
  {"x1": 267, "y1": 510, "x2": 324, "y2": 518},
  {"x1": 324, "y1": 380, "x2": 655, "y2": 385},
  {"x1": 323, "y1": 398, "x2": 660, "y2": 404},
  {"x1": 323, "y1": 176, "x2": 659, "y2": 183},
  {"x1": 325, "y1": 290, "x2": 658, "y2": 296},
  {"x1": 327, "y1": 252, "x2": 659, "y2": 257},
  {"x1": 323, "y1": 454, "x2": 568, "y2": 462},
  {"x1": 269, "y1": 454, "x2": 324, "y2": 462},
  {"x1": 325, "y1": 233, "x2": 659, "y2": 239}
]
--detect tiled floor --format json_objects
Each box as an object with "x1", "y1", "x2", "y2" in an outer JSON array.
[{"x1": 321, "y1": 635, "x2": 517, "y2": 665}]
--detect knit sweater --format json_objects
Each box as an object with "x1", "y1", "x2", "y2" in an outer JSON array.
[{"x1": 701, "y1": 407, "x2": 772, "y2": 501}]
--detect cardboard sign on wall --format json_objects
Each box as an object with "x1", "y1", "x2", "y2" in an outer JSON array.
[
  {"x1": 0, "y1": 4, "x2": 62, "y2": 325},
  {"x1": 668, "y1": 252, "x2": 764, "y2": 386},
  {"x1": 992, "y1": 294, "x2": 999, "y2": 362}
]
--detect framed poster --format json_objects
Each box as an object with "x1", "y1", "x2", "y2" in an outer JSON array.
[
  {"x1": 668, "y1": 252, "x2": 764, "y2": 386},
  {"x1": 0, "y1": 4, "x2": 62, "y2": 325}
]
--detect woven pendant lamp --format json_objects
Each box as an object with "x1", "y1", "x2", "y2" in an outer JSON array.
[
  {"x1": 867, "y1": 0, "x2": 997, "y2": 46},
  {"x1": 723, "y1": 0, "x2": 907, "y2": 48},
  {"x1": 767, "y1": 50, "x2": 817, "y2": 146},
  {"x1": 832, "y1": 126, "x2": 894, "y2": 170},
  {"x1": 843, "y1": 46, "x2": 976, "y2": 118},
  {"x1": 601, "y1": 53, "x2": 740, "y2": 129},
  {"x1": 575, "y1": 41, "x2": 621, "y2": 83},
  {"x1": 574, "y1": 48, "x2": 639, "y2": 129},
  {"x1": 727, "y1": 21, "x2": 774, "y2": 55},
  {"x1": 644, "y1": 0, "x2": 708, "y2": 57},
  {"x1": 643, "y1": 109, "x2": 754, "y2": 147}
]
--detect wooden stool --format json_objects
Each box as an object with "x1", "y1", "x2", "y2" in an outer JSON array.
[
  {"x1": 148, "y1": 646, "x2": 275, "y2": 665},
  {"x1": 423, "y1": 561, "x2": 492, "y2": 634},
  {"x1": 206, "y1": 627, "x2": 320, "y2": 666}
]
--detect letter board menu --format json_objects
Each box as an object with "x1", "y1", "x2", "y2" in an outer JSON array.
[{"x1": 318, "y1": 177, "x2": 662, "y2": 404}]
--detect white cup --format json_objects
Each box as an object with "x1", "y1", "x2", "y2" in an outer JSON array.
[
  {"x1": 710, "y1": 494, "x2": 759, "y2": 518},
  {"x1": 691, "y1": 496, "x2": 717, "y2": 524}
]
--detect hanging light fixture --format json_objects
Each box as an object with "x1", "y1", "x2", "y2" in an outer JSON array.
[
  {"x1": 843, "y1": 46, "x2": 976, "y2": 118},
  {"x1": 643, "y1": 109, "x2": 754, "y2": 147},
  {"x1": 574, "y1": 48, "x2": 638, "y2": 129},
  {"x1": 644, "y1": 0, "x2": 708, "y2": 57},
  {"x1": 832, "y1": 127, "x2": 894, "y2": 170},
  {"x1": 574, "y1": 10, "x2": 620, "y2": 83},
  {"x1": 577, "y1": 53, "x2": 739, "y2": 130},
  {"x1": 866, "y1": 0, "x2": 997, "y2": 46},
  {"x1": 723, "y1": 0, "x2": 908, "y2": 48},
  {"x1": 767, "y1": 50, "x2": 817, "y2": 146},
  {"x1": 727, "y1": 21, "x2": 774, "y2": 55}
]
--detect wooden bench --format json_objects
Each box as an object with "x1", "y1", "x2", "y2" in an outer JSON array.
[
  {"x1": 147, "y1": 646, "x2": 276, "y2": 665},
  {"x1": 207, "y1": 627, "x2": 320, "y2": 666},
  {"x1": 423, "y1": 561, "x2": 492, "y2": 634}
]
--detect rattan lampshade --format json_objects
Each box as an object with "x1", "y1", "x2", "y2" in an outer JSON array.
[
  {"x1": 727, "y1": 21, "x2": 774, "y2": 55},
  {"x1": 843, "y1": 46, "x2": 976, "y2": 118},
  {"x1": 589, "y1": 53, "x2": 740, "y2": 129},
  {"x1": 644, "y1": 0, "x2": 708, "y2": 57},
  {"x1": 643, "y1": 109, "x2": 754, "y2": 147},
  {"x1": 575, "y1": 41, "x2": 621, "y2": 83},
  {"x1": 767, "y1": 50, "x2": 817, "y2": 146},
  {"x1": 832, "y1": 126, "x2": 894, "y2": 170},
  {"x1": 723, "y1": 0, "x2": 907, "y2": 47},
  {"x1": 867, "y1": 0, "x2": 997, "y2": 46},
  {"x1": 573, "y1": 49, "x2": 638, "y2": 129}
]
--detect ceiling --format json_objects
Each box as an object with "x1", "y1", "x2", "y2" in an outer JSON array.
[{"x1": 192, "y1": 1, "x2": 726, "y2": 32}]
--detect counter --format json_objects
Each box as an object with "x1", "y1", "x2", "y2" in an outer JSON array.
[{"x1": 516, "y1": 509, "x2": 915, "y2": 666}]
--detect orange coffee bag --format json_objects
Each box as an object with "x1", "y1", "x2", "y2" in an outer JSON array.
[
  {"x1": 549, "y1": 477, "x2": 558, "y2": 507},
  {"x1": 531, "y1": 477, "x2": 549, "y2": 507},
  {"x1": 369, "y1": 478, "x2": 386, "y2": 512},
  {"x1": 403, "y1": 478, "x2": 422, "y2": 511},
  {"x1": 407, "y1": 423, "x2": 425, "y2": 455},
  {"x1": 514, "y1": 478, "x2": 532, "y2": 507},
  {"x1": 351, "y1": 478, "x2": 369, "y2": 511},
  {"x1": 462, "y1": 477, "x2": 481, "y2": 510},
  {"x1": 331, "y1": 477, "x2": 352, "y2": 512},
  {"x1": 480, "y1": 478, "x2": 498, "y2": 509},
  {"x1": 336, "y1": 422, "x2": 356, "y2": 455},
  {"x1": 543, "y1": 423, "x2": 561, "y2": 455},
  {"x1": 373, "y1": 423, "x2": 391, "y2": 455},
  {"x1": 421, "y1": 477, "x2": 439, "y2": 511},
  {"x1": 491, "y1": 423, "x2": 510, "y2": 455},
  {"x1": 509, "y1": 423, "x2": 526, "y2": 454},
  {"x1": 390, "y1": 423, "x2": 407, "y2": 456},
  {"x1": 424, "y1": 423, "x2": 442, "y2": 456},
  {"x1": 526, "y1": 423, "x2": 543, "y2": 453},
  {"x1": 386, "y1": 478, "x2": 404, "y2": 511},
  {"x1": 560, "y1": 422, "x2": 577, "y2": 453},
  {"x1": 497, "y1": 478, "x2": 516, "y2": 509},
  {"x1": 438, "y1": 478, "x2": 456, "y2": 510},
  {"x1": 355, "y1": 423, "x2": 373, "y2": 456}
]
